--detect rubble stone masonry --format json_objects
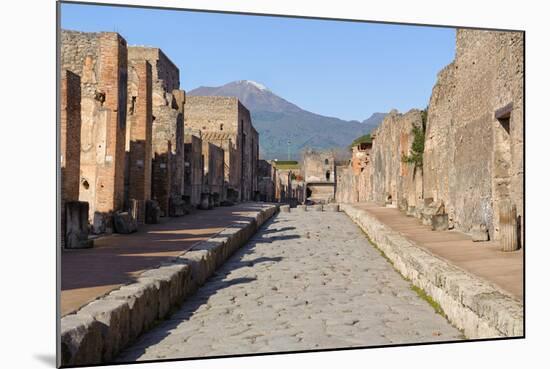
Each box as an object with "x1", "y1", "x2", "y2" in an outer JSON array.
[
  {"x1": 61, "y1": 31, "x2": 128, "y2": 232},
  {"x1": 128, "y1": 47, "x2": 185, "y2": 216},
  {"x1": 335, "y1": 142, "x2": 373, "y2": 204},
  {"x1": 423, "y1": 29, "x2": 524, "y2": 240},
  {"x1": 370, "y1": 109, "x2": 424, "y2": 208}
]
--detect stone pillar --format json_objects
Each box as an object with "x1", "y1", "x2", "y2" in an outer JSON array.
[
  {"x1": 145, "y1": 199, "x2": 161, "y2": 224},
  {"x1": 129, "y1": 199, "x2": 145, "y2": 225},
  {"x1": 499, "y1": 200, "x2": 519, "y2": 252},
  {"x1": 65, "y1": 202, "x2": 93, "y2": 249},
  {"x1": 199, "y1": 193, "x2": 211, "y2": 210},
  {"x1": 61, "y1": 70, "x2": 82, "y2": 248},
  {"x1": 431, "y1": 214, "x2": 449, "y2": 231}
]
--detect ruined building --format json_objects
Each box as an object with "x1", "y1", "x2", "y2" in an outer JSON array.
[
  {"x1": 128, "y1": 47, "x2": 186, "y2": 217},
  {"x1": 184, "y1": 96, "x2": 259, "y2": 201},
  {"x1": 302, "y1": 149, "x2": 336, "y2": 204},
  {"x1": 423, "y1": 29, "x2": 524, "y2": 241},
  {"x1": 61, "y1": 30, "x2": 128, "y2": 233},
  {"x1": 336, "y1": 139, "x2": 373, "y2": 203},
  {"x1": 370, "y1": 109, "x2": 424, "y2": 209},
  {"x1": 335, "y1": 29, "x2": 523, "y2": 245}
]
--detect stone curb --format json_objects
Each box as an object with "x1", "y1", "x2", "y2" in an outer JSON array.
[
  {"x1": 340, "y1": 204, "x2": 523, "y2": 339},
  {"x1": 60, "y1": 204, "x2": 279, "y2": 366}
]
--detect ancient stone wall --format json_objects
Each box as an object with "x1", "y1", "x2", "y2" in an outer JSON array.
[
  {"x1": 184, "y1": 96, "x2": 259, "y2": 201},
  {"x1": 303, "y1": 149, "x2": 335, "y2": 183},
  {"x1": 370, "y1": 109, "x2": 423, "y2": 208},
  {"x1": 302, "y1": 149, "x2": 336, "y2": 203},
  {"x1": 202, "y1": 141, "x2": 225, "y2": 201},
  {"x1": 251, "y1": 127, "x2": 260, "y2": 199},
  {"x1": 335, "y1": 142, "x2": 374, "y2": 203},
  {"x1": 274, "y1": 168, "x2": 292, "y2": 203},
  {"x1": 128, "y1": 47, "x2": 184, "y2": 216},
  {"x1": 351, "y1": 143, "x2": 372, "y2": 175},
  {"x1": 183, "y1": 135, "x2": 203, "y2": 207},
  {"x1": 238, "y1": 102, "x2": 258, "y2": 201},
  {"x1": 124, "y1": 60, "x2": 152, "y2": 223},
  {"x1": 60, "y1": 70, "x2": 82, "y2": 246},
  {"x1": 127, "y1": 47, "x2": 179, "y2": 93},
  {"x1": 424, "y1": 29, "x2": 524, "y2": 240},
  {"x1": 258, "y1": 160, "x2": 275, "y2": 202},
  {"x1": 335, "y1": 165, "x2": 355, "y2": 203},
  {"x1": 61, "y1": 30, "x2": 128, "y2": 232}
]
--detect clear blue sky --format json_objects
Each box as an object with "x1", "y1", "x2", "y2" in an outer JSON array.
[{"x1": 61, "y1": 2, "x2": 456, "y2": 121}]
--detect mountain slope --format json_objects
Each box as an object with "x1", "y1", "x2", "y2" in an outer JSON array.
[{"x1": 188, "y1": 80, "x2": 385, "y2": 160}]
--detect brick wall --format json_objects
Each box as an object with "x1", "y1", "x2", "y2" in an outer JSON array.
[
  {"x1": 60, "y1": 69, "x2": 82, "y2": 246},
  {"x1": 61, "y1": 31, "x2": 128, "y2": 232},
  {"x1": 125, "y1": 60, "x2": 153, "y2": 216},
  {"x1": 128, "y1": 46, "x2": 184, "y2": 216},
  {"x1": 184, "y1": 96, "x2": 259, "y2": 201}
]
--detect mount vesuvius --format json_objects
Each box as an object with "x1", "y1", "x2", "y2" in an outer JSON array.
[{"x1": 188, "y1": 80, "x2": 385, "y2": 160}]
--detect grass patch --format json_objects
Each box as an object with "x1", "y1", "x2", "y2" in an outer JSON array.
[
  {"x1": 410, "y1": 285, "x2": 445, "y2": 317},
  {"x1": 345, "y1": 211, "x2": 466, "y2": 336},
  {"x1": 274, "y1": 163, "x2": 300, "y2": 170}
]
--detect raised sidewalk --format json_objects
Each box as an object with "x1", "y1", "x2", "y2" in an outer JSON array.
[
  {"x1": 60, "y1": 203, "x2": 278, "y2": 366},
  {"x1": 340, "y1": 202, "x2": 523, "y2": 339},
  {"x1": 61, "y1": 203, "x2": 275, "y2": 316}
]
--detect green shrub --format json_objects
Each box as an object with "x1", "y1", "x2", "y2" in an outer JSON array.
[{"x1": 401, "y1": 111, "x2": 426, "y2": 169}]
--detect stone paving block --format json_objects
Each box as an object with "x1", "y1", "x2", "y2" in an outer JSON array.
[
  {"x1": 137, "y1": 276, "x2": 171, "y2": 320},
  {"x1": 78, "y1": 299, "x2": 131, "y2": 362},
  {"x1": 340, "y1": 203, "x2": 523, "y2": 338},
  {"x1": 280, "y1": 205, "x2": 290, "y2": 213},
  {"x1": 60, "y1": 313, "x2": 103, "y2": 366},
  {"x1": 60, "y1": 204, "x2": 279, "y2": 366},
  {"x1": 107, "y1": 281, "x2": 161, "y2": 338},
  {"x1": 139, "y1": 265, "x2": 188, "y2": 314},
  {"x1": 117, "y1": 210, "x2": 463, "y2": 362}
]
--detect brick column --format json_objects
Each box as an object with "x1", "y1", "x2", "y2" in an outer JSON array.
[
  {"x1": 94, "y1": 32, "x2": 128, "y2": 216},
  {"x1": 60, "y1": 70, "x2": 82, "y2": 247},
  {"x1": 126, "y1": 60, "x2": 152, "y2": 222}
]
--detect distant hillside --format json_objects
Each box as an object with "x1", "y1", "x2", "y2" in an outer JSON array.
[
  {"x1": 188, "y1": 80, "x2": 386, "y2": 160},
  {"x1": 362, "y1": 112, "x2": 387, "y2": 132}
]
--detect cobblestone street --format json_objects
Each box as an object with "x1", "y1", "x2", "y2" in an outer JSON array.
[{"x1": 117, "y1": 210, "x2": 463, "y2": 362}]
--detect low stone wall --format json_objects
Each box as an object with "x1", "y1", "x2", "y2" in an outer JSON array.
[
  {"x1": 60, "y1": 204, "x2": 279, "y2": 366},
  {"x1": 340, "y1": 204, "x2": 523, "y2": 339}
]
